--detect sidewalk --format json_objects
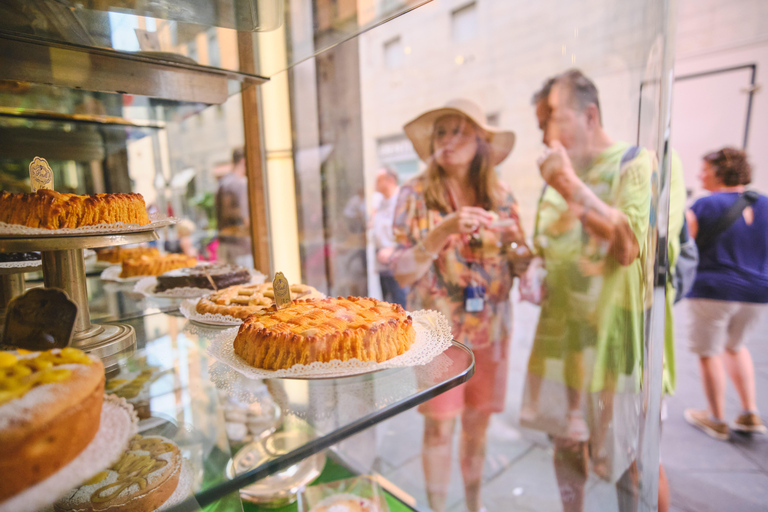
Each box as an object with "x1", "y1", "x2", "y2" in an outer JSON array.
[
  {"x1": 662, "y1": 301, "x2": 768, "y2": 512},
  {"x1": 339, "y1": 299, "x2": 768, "y2": 511}
]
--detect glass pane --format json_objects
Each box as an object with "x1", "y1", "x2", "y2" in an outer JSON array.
[
  {"x1": 265, "y1": 1, "x2": 674, "y2": 510},
  {"x1": 0, "y1": 0, "x2": 432, "y2": 80}
]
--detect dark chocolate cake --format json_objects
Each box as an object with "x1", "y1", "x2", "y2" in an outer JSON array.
[
  {"x1": 0, "y1": 252, "x2": 41, "y2": 263},
  {"x1": 155, "y1": 263, "x2": 251, "y2": 292}
]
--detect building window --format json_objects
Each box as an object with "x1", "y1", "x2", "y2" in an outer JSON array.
[
  {"x1": 188, "y1": 39, "x2": 198, "y2": 63},
  {"x1": 377, "y1": 134, "x2": 420, "y2": 181},
  {"x1": 207, "y1": 29, "x2": 221, "y2": 67},
  {"x1": 383, "y1": 36, "x2": 403, "y2": 69},
  {"x1": 451, "y1": 2, "x2": 477, "y2": 43}
]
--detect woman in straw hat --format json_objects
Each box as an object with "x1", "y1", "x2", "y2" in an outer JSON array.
[{"x1": 390, "y1": 99, "x2": 530, "y2": 512}]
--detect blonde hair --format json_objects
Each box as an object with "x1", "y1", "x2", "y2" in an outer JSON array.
[
  {"x1": 423, "y1": 118, "x2": 502, "y2": 212},
  {"x1": 177, "y1": 219, "x2": 196, "y2": 237}
]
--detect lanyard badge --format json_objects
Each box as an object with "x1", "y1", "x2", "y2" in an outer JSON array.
[
  {"x1": 464, "y1": 281, "x2": 485, "y2": 313},
  {"x1": 464, "y1": 234, "x2": 486, "y2": 313},
  {"x1": 464, "y1": 284, "x2": 485, "y2": 312}
]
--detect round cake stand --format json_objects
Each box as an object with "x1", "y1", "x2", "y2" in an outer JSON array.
[
  {"x1": 0, "y1": 230, "x2": 158, "y2": 369},
  {"x1": 0, "y1": 261, "x2": 43, "y2": 317}
]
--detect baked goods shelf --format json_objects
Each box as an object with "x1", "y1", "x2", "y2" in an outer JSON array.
[
  {"x1": 90, "y1": 299, "x2": 474, "y2": 512},
  {"x1": 0, "y1": 230, "x2": 158, "y2": 369}
]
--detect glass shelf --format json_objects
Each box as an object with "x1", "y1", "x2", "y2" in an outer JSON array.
[
  {"x1": 90, "y1": 289, "x2": 473, "y2": 511},
  {"x1": 0, "y1": 0, "x2": 432, "y2": 130}
]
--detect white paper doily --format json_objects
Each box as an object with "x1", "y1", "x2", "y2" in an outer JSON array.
[
  {"x1": 100, "y1": 265, "x2": 144, "y2": 282},
  {"x1": 0, "y1": 395, "x2": 139, "y2": 512},
  {"x1": 0, "y1": 213, "x2": 175, "y2": 237},
  {"x1": 157, "y1": 459, "x2": 195, "y2": 511},
  {"x1": 180, "y1": 298, "x2": 244, "y2": 326},
  {"x1": 207, "y1": 310, "x2": 453, "y2": 379},
  {"x1": 0, "y1": 259, "x2": 41, "y2": 269},
  {"x1": 134, "y1": 270, "x2": 267, "y2": 299}
]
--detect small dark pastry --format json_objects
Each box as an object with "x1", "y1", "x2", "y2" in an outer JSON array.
[
  {"x1": 154, "y1": 263, "x2": 251, "y2": 292},
  {"x1": 3, "y1": 288, "x2": 77, "y2": 350},
  {"x1": 0, "y1": 252, "x2": 40, "y2": 263}
]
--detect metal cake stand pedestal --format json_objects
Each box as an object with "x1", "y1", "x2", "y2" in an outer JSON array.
[
  {"x1": 0, "y1": 230, "x2": 158, "y2": 369},
  {"x1": 0, "y1": 261, "x2": 43, "y2": 317}
]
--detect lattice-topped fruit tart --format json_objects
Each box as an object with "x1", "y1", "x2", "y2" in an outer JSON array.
[
  {"x1": 233, "y1": 296, "x2": 417, "y2": 371},
  {"x1": 196, "y1": 281, "x2": 324, "y2": 320}
]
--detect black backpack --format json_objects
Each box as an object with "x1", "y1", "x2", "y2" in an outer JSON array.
[{"x1": 672, "y1": 215, "x2": 698, "y2": 303}]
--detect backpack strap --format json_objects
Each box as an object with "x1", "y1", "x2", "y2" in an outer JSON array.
[
  {"x1": 695, "y1": 191, "x2": 759, "y2": 252},
  {"x1": 620, "y1": 146, "x2": 641, "y2": 168}
]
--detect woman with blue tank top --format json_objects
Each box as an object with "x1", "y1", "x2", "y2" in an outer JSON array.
[{"x1": 684, "y1": 147, "x2": 768, "y2": 440}]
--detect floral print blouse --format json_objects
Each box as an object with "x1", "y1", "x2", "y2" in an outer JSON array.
[{"x1": 392, "y1": 175, "x2": 523, "y2": 350}]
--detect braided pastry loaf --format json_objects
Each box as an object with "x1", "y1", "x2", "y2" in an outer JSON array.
[
  {"x1": 120, "y1": 254, "x2": 197, "y2": 278},
  {"x1": 233, "y1": 297, "x2": 416, "y2": 370},
  {"x1": 0, "y1": 189, "x2": 150, "y2": 229}
]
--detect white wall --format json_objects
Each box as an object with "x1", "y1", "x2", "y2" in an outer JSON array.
[
  {"x1": 673, "y1": 0, "x2": 768, "y2": 199},
  {"x1": 358, "y1": 0, "x2": 665, "y2": 233},
  {"x1": 358, "y1": 0, "x2": 768, "y2": 225}
]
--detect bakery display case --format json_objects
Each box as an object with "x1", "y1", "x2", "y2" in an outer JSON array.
[{"x1": 0, "y1": 0, "x2": 679, "y2": 511}]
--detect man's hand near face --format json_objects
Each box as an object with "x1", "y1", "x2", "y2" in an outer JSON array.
[
  {"x1": 537, "y1": 141, "x2": 640, "y2": 267},
  {"x1": 537, "y1": 141, "x2": 580, "y2": 192}
]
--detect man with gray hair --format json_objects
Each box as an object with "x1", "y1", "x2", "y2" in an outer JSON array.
[
  {"x1": 521, "y1": 69, "x2": 654, "y2": 512},
  {"x1": 372, "y1": 167, "x2": 407, "y2": 306}
]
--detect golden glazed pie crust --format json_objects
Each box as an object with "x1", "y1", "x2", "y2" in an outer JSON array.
[
  {"x1": 119, "y1": 254, "x2": 197, "y2": 278},
  {"x1": 96, "y1": 247, "x2": 160, "y2": 264},
  {"x1": 0, "y1": 189, "x2": 150, "y2": 230},
  {"x1": 233, "y1": 296, "x2": 416, "y2": 370}
]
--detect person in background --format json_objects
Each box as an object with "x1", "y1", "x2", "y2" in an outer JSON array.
[
  {"x1": 684, "y1": 148, "x2": 768, "y2": 439},
  {"x1": 390, "y1": 99, "x2": 529, "y2": 512},
  {"x1": 216, "y1": 148, "x2": 252, "y2": 267},
  {"x1": 520, "y1": 70, "x2": 652, "y2": 512},
  {"x1": 165, "y1": 218, "x2": 198, "y2": 258},
  {"x1": 372, "y1": 167, "x2": 407, "y2": 307}
]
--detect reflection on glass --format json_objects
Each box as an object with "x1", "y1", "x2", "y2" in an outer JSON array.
[
  {"x1": 0, "y1": 0, "x2": 432, "y2": 78},
  {"x1": 291, "y1": 2, "x2": 675, "y2": 512}
]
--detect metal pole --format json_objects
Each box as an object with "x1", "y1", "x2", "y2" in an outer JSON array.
[
  {"x1": 0, "y1": 273, "x2": 25, "y2": 315},
  {"x1": 638, "y1": 0, "x2": 677, "y2": 510}
]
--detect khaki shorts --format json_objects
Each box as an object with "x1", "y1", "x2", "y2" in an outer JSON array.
[{"x1": 687, "y1": 298, "x2": 768, "y2": 357}]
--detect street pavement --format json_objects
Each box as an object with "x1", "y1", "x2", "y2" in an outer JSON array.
[{"x1": 338, "y1": 293, "x2": 768, "y2": 511}]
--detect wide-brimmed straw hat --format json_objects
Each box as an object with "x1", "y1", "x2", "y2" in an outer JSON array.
[{"x1": 403, "y1": 98, "x2": 516, "y2": 166}]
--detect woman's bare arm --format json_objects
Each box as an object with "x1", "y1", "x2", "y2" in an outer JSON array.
[{"x1": 685, "y1": 209, "x2": 698, "y2": 240}]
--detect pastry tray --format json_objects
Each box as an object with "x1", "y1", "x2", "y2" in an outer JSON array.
[{"x1": 206, "y1": 310, "x2": 453, "y2": 380}]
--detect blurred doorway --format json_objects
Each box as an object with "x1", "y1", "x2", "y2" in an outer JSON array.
[{"x1": 639, "y1": 64, "x2": 757, "y2": 201}]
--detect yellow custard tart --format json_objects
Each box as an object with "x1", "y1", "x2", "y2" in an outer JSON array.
[
  {"x1": 0, "y1": 348, "x2": 104, "y2": 502},
  {"x1": 55, "y1": 435, "x2": 182, "y2": 512}
]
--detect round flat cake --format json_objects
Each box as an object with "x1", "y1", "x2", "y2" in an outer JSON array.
[
  {"x1": 233, "y1": 296, "x2": 416, "y2": 370},
  {"x1": 0, "y1": 189, "x2": 149, "y2": 229},
  {"x1": 0, "y1": 348, "x2": 105, "y2": 502},
  {"x1": 154, "y1": 263, "x2": 251, "y2": 292},
  {"x1": 55, "y1": 434, "x2": 182, "y2": 512},
  {"x1": 196, "y1": 282, "x2": 323, "y2": 320}
]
